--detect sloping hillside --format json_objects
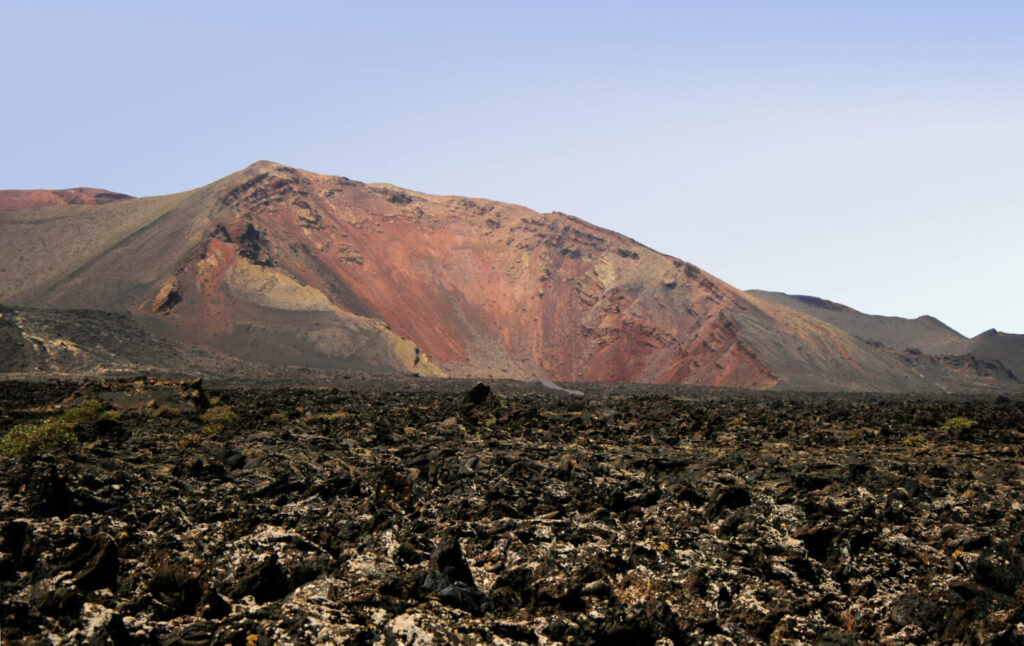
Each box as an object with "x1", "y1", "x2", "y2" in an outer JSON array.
[
  {"x1": 749, "y1": 290, "x2": 1023, "y2": 383},
  {"x1": 1, "y1": 162, "x2": 1018, "y2": 392},
  {"x1": 747, "y1": 290, "x2": 966, "y2": 354}
]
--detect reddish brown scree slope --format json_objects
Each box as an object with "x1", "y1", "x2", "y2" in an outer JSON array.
[
  {"x1": 0, "y1": 162, "x2": 1017, "y2": 391},
  {"x1": 0, "y1": 188, "x2": 133, "y2": 211}
]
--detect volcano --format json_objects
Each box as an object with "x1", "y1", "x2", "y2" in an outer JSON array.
[{"x1": 0, "y1": 161, "x2": 1017, "y2": 392}]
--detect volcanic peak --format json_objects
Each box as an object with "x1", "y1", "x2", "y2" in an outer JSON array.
[{"x1": 1, "y1": 161, "x2": 1021, "y2": 392}]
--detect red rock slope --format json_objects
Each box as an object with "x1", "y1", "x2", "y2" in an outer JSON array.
[
  {"x1": 0, "y1": 162, "x2": 1016, "y2": 391},
  {"x1": 0, "y1": 188, "x2": 132, "y2": 211}
]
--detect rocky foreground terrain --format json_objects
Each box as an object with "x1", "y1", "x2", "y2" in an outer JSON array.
[{"x1": 2, "y1": 379, "x2": 1024, "y2": 644}]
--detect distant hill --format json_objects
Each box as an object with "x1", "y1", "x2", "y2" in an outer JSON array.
[
  {"x1": 0, "y1": 188, "x2": 133, "y2": 212},
  {"x1": 0, "y1": 162, "x2": 1019, "y2": 392},
  {"x1": 749, "y1": 290, "x2": 1023, "y2": 382},
  {"x1": 952, "y1": 329, "x2": 1024, "y2": 381},
  {"x1": 747, "y1": 290, "x2": 967, "y2": 354}
]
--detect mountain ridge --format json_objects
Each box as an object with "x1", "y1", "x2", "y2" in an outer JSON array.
[
  {"x1": 748, "y1": 289, "x2": 1024, "y2": 381},
  {"x1": 1, "y1": 161, "x2": 1019, "y2": 392},
  {"x1": 0, "y1": 187, "x2": 133, "y2": 212}
]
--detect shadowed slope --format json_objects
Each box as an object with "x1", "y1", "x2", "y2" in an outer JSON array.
[
  {"x1": 0, "y1": 304, "x2": 221, "y2": 376},
  {"x1": 952, "y1": 330, "x2": 1024, "y2": 380}
]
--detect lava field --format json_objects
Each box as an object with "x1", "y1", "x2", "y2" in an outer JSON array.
[{"x1": 2, "y1": 379, "x2": 1024, "y2": 644}]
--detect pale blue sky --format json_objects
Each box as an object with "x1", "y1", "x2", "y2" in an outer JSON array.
[{"x1": 3, "y1": 1, "x2": 1023, "y2": 336}]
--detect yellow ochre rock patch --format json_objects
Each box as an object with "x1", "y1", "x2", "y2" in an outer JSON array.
[{"x1": 225, "y1": 260, "x2": 335, "y2": 312}]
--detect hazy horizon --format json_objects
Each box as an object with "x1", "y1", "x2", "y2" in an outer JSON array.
[{"x1": 3, "y1": 1, "x2": 1022, "y2": 336}]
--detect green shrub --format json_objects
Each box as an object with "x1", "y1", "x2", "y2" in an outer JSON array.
[
  {"x1": 0, "y1": 399, "x2": 116, "y2": 458},
  {"x1": 199, "y1": 405, "x2": 238, "y2": 434},
  {"x1": 726, "y1": 416, "x2": 749, "y2": 430},
  {"x1": 903, "y1": 433, "x2": 928, "y2": 447},
  {"x1": 61, "y1": 399, "x2": 118, "y2": 424},
  {"x1": 200, "y1": 405, "x2": 238, "y2": 424},
  {"x1": 0, "y1": 418, "x2": 78, "y2": 457},
  {"x1": 941, "y1": 417, "x2": 975, "y2": 431}
]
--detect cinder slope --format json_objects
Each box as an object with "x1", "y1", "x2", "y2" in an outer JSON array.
[
  {"x1": 1, "y1": 162, "x2": 1018, "y2": 391},
  {"x1": 0, "y1": 174, "x2": 442, "y2": 377},
  {"x1": 0, "y1": 304, "x2": 220, "y2": 376},
  {"x1": 748, "y1": 290, "x2": 1023, "y2": 387},
  {"x1": 0, "y1": 304, "x2": 392, "y2": 383},
  {"x1": 953, "y1": 330, "x2": 1024, "y2": 380},
  {"x1": 748, "y1": 290, "x2": 966, "y2": 354}
]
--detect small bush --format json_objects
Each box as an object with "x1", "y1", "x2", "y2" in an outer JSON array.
[
  {"x1": 61, "y1": 400, "x2": 118, "y2": 424},
  {"x1": 903, "y1": 433, "x2": 927, "y2": 447},
  {"x1": 941, "y1": 417, "x2": 975, "y2": 431},
  {"x1": 200, "y1": 405, "x2": 238, "y2": 425},
  {"x1": 200, "y1": 405, "x2": 238, "y2": 435},
  {"x1": 0, "y1": 399, "x2": 115, "y2": 457},
  {"x1": 0, "y1": 418, "x2": 77, "y2": 457},
  {"x1": 726, "y1": 416, "x2": 749, "y2": 430}
]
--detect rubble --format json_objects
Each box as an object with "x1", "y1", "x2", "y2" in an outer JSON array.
[{"x1": 1, "y1": 380, "x2": 1023, "y2": 643}]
